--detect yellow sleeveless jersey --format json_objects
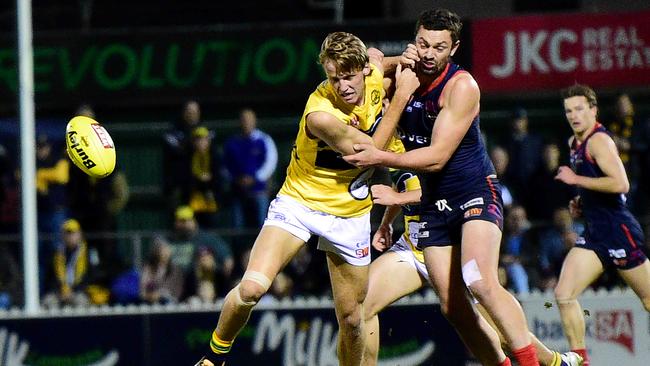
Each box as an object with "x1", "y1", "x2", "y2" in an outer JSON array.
[
  {"x1": 391, "y1": 169, "x2": 424, "y2": 263},
  {"x1": 279, "y1": 64, "x2": 402, "y2": 217}
]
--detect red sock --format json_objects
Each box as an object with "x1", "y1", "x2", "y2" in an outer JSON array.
[
  {"x1": 513, "y1": 343, "x2": 539, "y2": 366},
  {"x1": 572, "y1": 348, "x2": 589, "y2": 366},
  {"x1": 498, "y1": 357, "x2": 512, "y2": 366}
]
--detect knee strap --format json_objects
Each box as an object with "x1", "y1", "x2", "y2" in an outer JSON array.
[
  {"x1": 232, "y1": 284, "x2": 257, "y2": 307},
  {"x1": 233, "y1": 271, "x2": 273, "y2": 307},
  {"x1": 242, "y1": 271, "x2": 272, "y2": 291}
]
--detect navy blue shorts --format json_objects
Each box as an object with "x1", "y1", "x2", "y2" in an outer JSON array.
[
  {"x1": 578, "y1": 218, "x2": 647, "y2": 270},
  {"x1": 418, "y1": 177, "x2": 504, "y2": 248}
]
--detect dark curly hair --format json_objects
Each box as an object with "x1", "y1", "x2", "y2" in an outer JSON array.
[{"x1": 415, "y1": 9, "x2": 463, "y2": 44}]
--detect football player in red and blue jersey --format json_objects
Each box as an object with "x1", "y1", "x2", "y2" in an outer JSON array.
[{"x1": 554, "y1": 84, "x2": 650, "y2": 366}]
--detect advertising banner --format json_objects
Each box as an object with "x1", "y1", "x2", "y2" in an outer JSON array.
[
  {"x1": 0, "y1": 303, "x2": 468, "y2": 366},
  {"x1": 523, "y1": 291, "x2": 650, "y2": 366},
  {"x1": 3, "y1": 291, "x2": 646, "y2": 365},
  {"x1": 0, "y1": 315, "x2": 142, "y2": 365},
  {"x1": 472, "y1": 11, "x2": 650, "y2": 92},
  {"x1": 0, "y1": 23, "x2": 412, "y2": 110}
]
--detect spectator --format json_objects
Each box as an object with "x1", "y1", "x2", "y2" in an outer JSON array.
[
  {"x1": 223, "y1": 108, "x2": 278, "y2": 229},
  {"x1": 183, "y1": 246, "x2": 222, "y2": 303},
  {"x1": 186, "y1": 126, "x2": 223, "y2": 229},
  {"x1": 228, "y1": 246, "x2": 252, "y2": 290},
  {"x1": 630, "y1": 115, "x2": 650, "y2": 241},
  {"x1": 501, "y1": 205, "x2": 531, "y2": 294},
  {"x1": 140, "y1": 236, "x2": 184, "y2": 304},
  {"x1": 35, "y1": 135, "x2": 69, "y2": 288},
  {"x1": 525, "y1": 143, "x2": 576, "y2": 222},
  {"x1": 76, "y1": 103, "x2": 95, "y2": 119},
  {"x1": 0, "y1": 242, "x2": 23, "y2": 309},
  {"x1": 67, "y1": 163, "x2": 129, "y2": 280},
  {"x1": 611, "y1": 94, "x2": 648, "y2": 220},
  {"x1": 283, "y1": 244, "x2": 329, "y2": 296},
  {"x1": 537, "y1": 208, "x2": 582, "y2": 291},
  {"x1": 110, "y1": 267, "x2": 141, "y2": 305},
  {"x1": 0, "y1": 142, "x2": 9, "y2": 212},
  {"x1": 259, "y1": 272, "x2": 295, "y2": 305},
  {"x1": 608, "y1": 94, "x2": 634, "y2": 171},
  {"x1": 489, "y1": 145, "x2": 514, "y2": 207},
  {"x1": 167, "y1": 206, "x2": 234, "y2": 283},
  {"x1": 0, "y1": 142, "x2": 19, "y2": 235},
  {"x1": 42, "y1": 219, "x2": 102, "y2": 308},
  {"x1": 503, "y1": 107, "x2": 543, "y2": 200},
  {"x1": 163, "y1": 100, "x2": 203, "y2": 211},
  {"x1": 68, "y1": 104, "x2": 130, "y2": 281}
]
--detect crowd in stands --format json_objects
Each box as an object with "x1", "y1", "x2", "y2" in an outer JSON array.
[{"x1": 0, "y1": 94, "x2": 649, "y2": 310}]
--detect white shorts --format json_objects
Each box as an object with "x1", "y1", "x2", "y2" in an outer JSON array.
[
  {"x1": 389, "y1": 235, "x2": 432, "y2": 285},
  {"x1": 263, "y1": 195, "x2": 371, "y2": 266}
]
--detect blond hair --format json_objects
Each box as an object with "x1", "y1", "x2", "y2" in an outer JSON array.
[{"x1": 319, "y1": 32, "x2": 368, "y2": 73}]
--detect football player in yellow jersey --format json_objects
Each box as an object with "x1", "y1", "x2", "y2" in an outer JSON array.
[
  {"x1": 362, "y1": 172, "x2": 583, "y2": 366},
  {"x1": 195, "y1": 32, "x2": 420, "y2": 366}
]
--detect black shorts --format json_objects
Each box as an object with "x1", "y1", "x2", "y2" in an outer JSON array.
[
  {"x1": 418, "y1": 178, "x2": 504, "y2": 248},
  {"x1": 579, "y1": 218, "x2": 647, "y2": 270}
]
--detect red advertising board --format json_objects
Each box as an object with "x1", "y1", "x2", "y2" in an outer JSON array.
[{"x1": 472, "y1": 11, "x2": 650, "y2": 92}]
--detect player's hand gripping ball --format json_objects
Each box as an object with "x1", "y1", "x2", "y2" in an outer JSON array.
[{"x1": 65, "y1": 116, "x2": 116, "y2": 178}]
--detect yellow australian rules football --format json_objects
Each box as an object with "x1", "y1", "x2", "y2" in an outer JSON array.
[{"x1": 65, "y1": 116, "x2": 116, "y2": 178}]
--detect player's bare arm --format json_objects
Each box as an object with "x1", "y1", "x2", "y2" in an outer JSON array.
[
  {"x1": 379, "y1": 44, "x2": 419, "y2": 97},
  {"x1": 367, "y1": 49, "x2": 414, "y2": 150},
  {"x1": 367, "y1": 47, "x2": 385, "y2": 74},
  {"x1": 344, "y1": 73, "x2": 479, "y2": 171},
  {"x1": 555, "y1": 133, "x2": 629, "y2": 193},
  {"x1": 305, "y1": 111, "x2": 373, "y2": 156},
  {"x1": 371, "y1": 65, "x2": 420, "y2": 149},
  {"x1": 371, "y1": 185, "x2": 421, "y2": 206},
  {"x1": 382, "y1": 44, "x2": 419, "y2": 74},
  {"x1": 370, "y1": 45, "x2": 421, "y2": 148}
]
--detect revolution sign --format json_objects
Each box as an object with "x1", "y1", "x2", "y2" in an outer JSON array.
[
  {"x1": 0, "y1": 23, "x2": 411, "y2": 110},
  {"x1": 471, "y1": 11, "x2": 650, "y2": 92}
]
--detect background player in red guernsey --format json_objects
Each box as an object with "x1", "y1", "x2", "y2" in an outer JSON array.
[{"x1": 554, "y1": 84, "x2": 650, "y2": 366}]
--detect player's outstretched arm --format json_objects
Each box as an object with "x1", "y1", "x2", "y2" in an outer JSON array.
[{"x1": 344, "y1": 73, "x2": 479, "y2": 172}]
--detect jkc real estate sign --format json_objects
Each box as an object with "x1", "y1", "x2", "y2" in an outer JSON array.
[{"x1": 472, "y1": 11, "x2": 650, "y2": 92}]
